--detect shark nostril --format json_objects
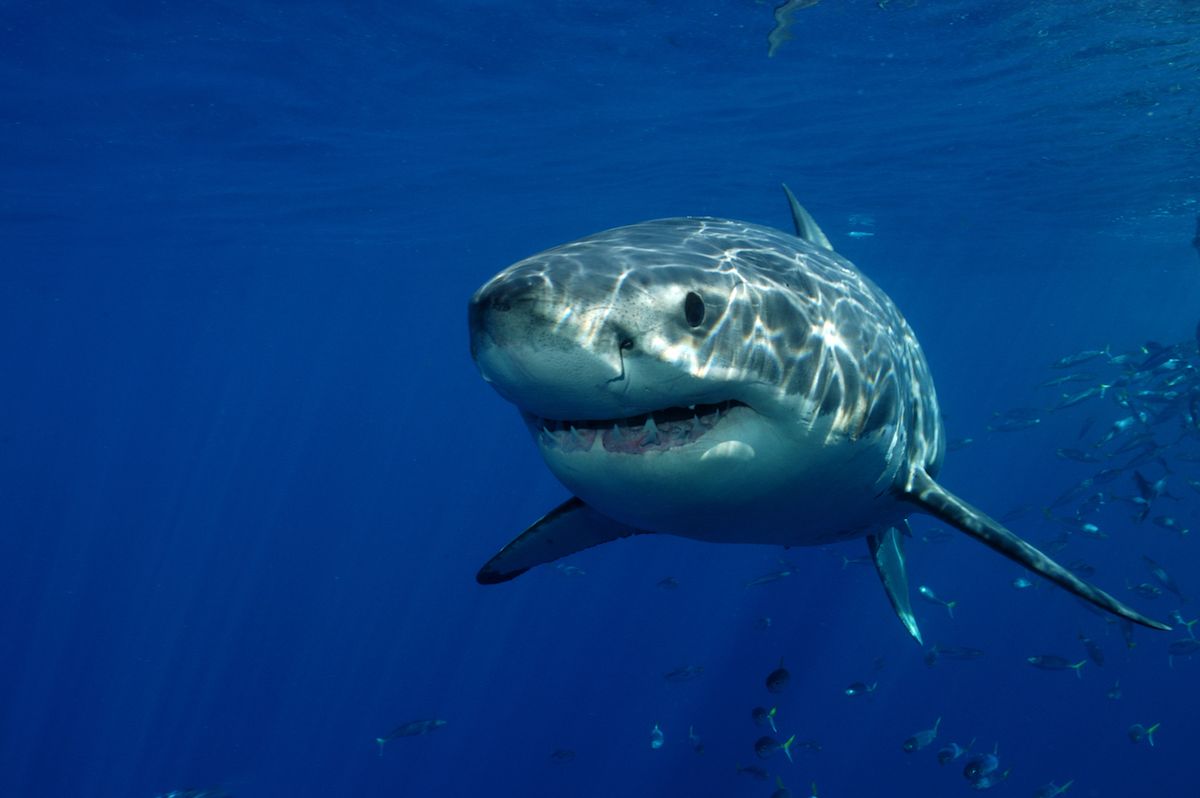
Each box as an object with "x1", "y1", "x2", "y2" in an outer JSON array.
[{"x1": 619, "y1": 337, "x2": 635, "y2": 351}]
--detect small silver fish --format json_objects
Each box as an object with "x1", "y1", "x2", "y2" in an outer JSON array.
[
  {"x1": 376, "y1": 719, "x2": 447, "y2": 755},
  {"x1": 902, "y1": 716, "x2": 941, "y2": 752}
]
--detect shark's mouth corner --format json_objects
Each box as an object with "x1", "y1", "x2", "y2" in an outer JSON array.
[{"x1": 524, "y1": 400, "x2": 750, "y2": 455}]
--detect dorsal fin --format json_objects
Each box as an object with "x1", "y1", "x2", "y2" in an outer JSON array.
[{"x1": 781, "y1": 184, "x2": 833, "y2": 251}]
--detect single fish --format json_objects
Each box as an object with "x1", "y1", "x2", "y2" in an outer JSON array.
[
  {"x1": 1095, "y1": 416, "x2": 1140, "y2": 448},
  {"x1": 937, "y1": 738, "x2": 974, "y2": 765},
  {"x1": 902, "y1": 716, "x2": 941, "y2": 752},
  {"x1": 1132, "y1": 389, "x2": 1180, "y2": 404},
  {"x1": 1078, "y1": 632, "x2": 1105, "y2": 666},
  {"x1": 1040, "y1": 373, "x2": 1096, "y2": 388},
  {"x1": 921, "y1": 528, "x2": 956, "y2": 544},
  {"x1": 550, "y1": 748, "x2": 576, "y2": 763},
  {"x1": 1054, "y1": 385, "x2": 1108, "y2": 411},
  {"x1": 1048, "y1": 478, "x2": 1095, "y2": 510},
  {"x1": 986, "y1": 415, "x2": 1041, "y2": 432},
  {"x1": 963, "y1": 748, "x2": 999, "y2": 782},
  {"x1": 765, "y1": 659, "x2": 790, "y2": 694},
  {"x1": 650, "y1": 723, "x2": 664, "y2": 749},
  {"x1": 1057, "y1": 517, "x2": 1107, "y2": 540},
  {"x1": 746, "y1": 567, "x2": 797, "y2": 588},
  {"x1": 1066, "y1": 559, "x2": 1096, "y2": 577},
  {"x1": 970, "y1": 768, "x2": 1013, "y2": 790},
  {"x1": 924, "y1": 643, "x2": 985, "y2": 666},
  {"x1": 918, "y1": 585, "x2": 957, "y2": 618},
  {"x1": 1144, "y1": 555, "x2": 1186, "y2": 599},
  {"x1": 1169, "y1": 609, "x2": 1198, "y2": 638},
  {"x1": 1133, "y1": 471, "x2": 1170, "y2": 502},
  {"x1": 1056, "y1": 447, "x2": 1102, "y2": 463},
  {"x1": 998, "y1": 505, "x2": 1034, "y2": 523},
  {"x1": 1092, "y1": 467, "x2": 1125, "y2": 485},
  {"x1": 376, "y1": 719, "x2": 447, "y2": 755},
  {"x1": 1052, "y1": 348, "x2": 1110, "y2": 369},
  {"x1": 736, "y1": 763, "x2": 770, "y2": 780},
  {"x1": 1026, "y1": 655, "x2": 1086, "y2": 677},
  {"x1": 1112, "y1": 430, "x2": 1163, "y2": 457},
  {"x1": 1128, "y1": 582, "x2": 1164, "y2": 600},
  {"x1": 1152, "y1": 516, "x2": 1189, "y2": 536},
  {"x1": 663, "y1": 664, "x2": 705, "y2": 683},
  {"x1": 1127, "y1": 722, "x2": 1160, "y2": 746},
  {"x1": 1167, "y1": 638, "x2": 1200, "y2": 657},
  {"x1": 755, "y1": 734, "x2": 797, "y2": 762},
  {"x1": 844, "y1": 681, "x2": 878, "y2": 697},
  {"x1": 752, "y1": 706, "x2": 779, "y2": 733},
  {"x1": 688, "y1": 724, "x2": 704, "y2": 754},
  {"x1": 1077, "y1": 492, "x2": 1106, "y2": 516},
  {"x1": 553, "y1": 562, "x2": 586, "y2": 576},
  {"x1": 1120, "y1": 618, "x2": 1136, "y2": 649},
  {"x1": 1043, "y1": 531, "x2": 1071, "y2": 554}
]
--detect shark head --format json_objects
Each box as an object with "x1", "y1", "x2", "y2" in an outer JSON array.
[
  {"x1": 468, "y1": 220, "x2": 763, "y2": 424},
  {"x1": 469, "y1": 216, "x2": 936, "y2": 539}
]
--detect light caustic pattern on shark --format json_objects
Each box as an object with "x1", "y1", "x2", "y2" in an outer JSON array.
[
  {"x1": 473, "y1": 214, "x2": 940, "y2": 466},
  {"x1": 467, "y1": 186, "x2": 1169, "y2": 640}
]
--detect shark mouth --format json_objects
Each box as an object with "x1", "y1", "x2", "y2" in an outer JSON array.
[{"x1": 524, "y1": 400, "x2": 749, "y2": 455}]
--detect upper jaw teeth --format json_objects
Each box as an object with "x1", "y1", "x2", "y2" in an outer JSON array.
[{"x1": 527, "y1": 400, "x2": 742, "y2": 455}]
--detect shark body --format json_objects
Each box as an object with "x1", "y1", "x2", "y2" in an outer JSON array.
[{"x1": 467, "y1": 187, "x2": 1168, "y2": 640}]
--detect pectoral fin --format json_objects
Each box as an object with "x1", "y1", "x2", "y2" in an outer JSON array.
[
  {"x1": 868, "y1": 524, "x2": 923, "y2": 645},
  {"x1": 476, "y1": 497, "x2": 641, "y2": 584},
  {"x1": 901, "y1": 470, "x2": 1170, "y2": 631}
]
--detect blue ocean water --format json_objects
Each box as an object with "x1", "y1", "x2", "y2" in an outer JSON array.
[{"x1": 2, "y1": 1, "x2": 1199, "y2": 796}]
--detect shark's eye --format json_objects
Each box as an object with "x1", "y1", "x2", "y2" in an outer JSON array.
[{"x1": 684, "y1": 291, "x2": 705, "y2": 327}]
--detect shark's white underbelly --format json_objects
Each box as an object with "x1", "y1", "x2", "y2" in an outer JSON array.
[{"x1": 536, "y1": 406, "x2": 907, "y2": 546}]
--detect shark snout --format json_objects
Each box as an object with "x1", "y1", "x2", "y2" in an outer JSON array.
[
  {"x1": 468, "y1": 273, "x2": 539, "y2": 358},
  {"x1": 469, "y1": 277, "x2": 637, "y2": 419}
]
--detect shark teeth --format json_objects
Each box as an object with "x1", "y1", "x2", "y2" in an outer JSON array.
[
  {"x1": 526, "y1": 400, "x2": 747, "y2": 455},
  {"x1": 643, "y1": 416, "x2": 660, "y2": 445},
  {"x1": 569, "y1": 425, "x2": 593, "y2": 452}
]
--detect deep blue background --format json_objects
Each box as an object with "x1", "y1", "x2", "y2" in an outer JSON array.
[{"x1": 2, "y1": 2, "x2": 1199, "y2": 796}]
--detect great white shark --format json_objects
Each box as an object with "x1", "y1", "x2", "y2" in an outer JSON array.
[{"x1": 467, "y1": 187, "x2": 1169, "y2": 641}]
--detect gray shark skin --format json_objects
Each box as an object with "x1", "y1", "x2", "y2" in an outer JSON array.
[{"x1": 467, "y1": 187, "x2": 1169, "y2": 637}]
